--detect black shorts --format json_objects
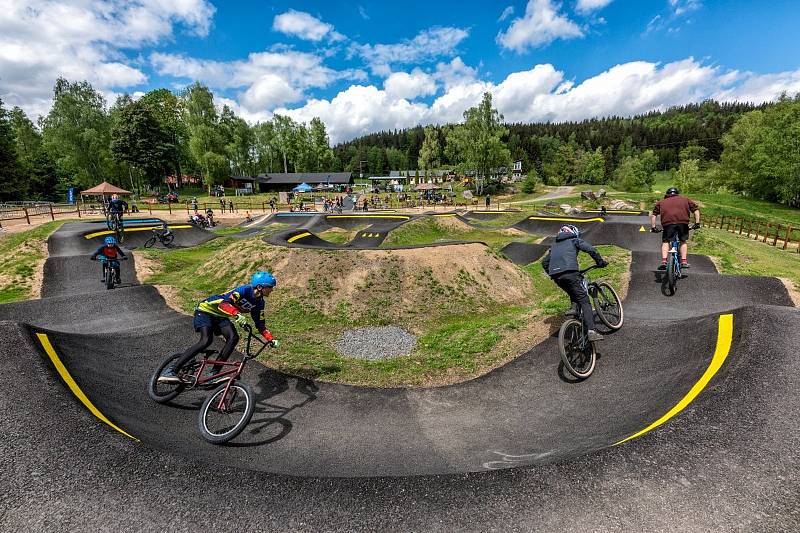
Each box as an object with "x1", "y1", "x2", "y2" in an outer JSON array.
[
  {"x1": 192, "y1": 310, "x2": 232, "y2": 334},
  {"x1": 662, "y1": 223, "x2": 689, "y2": 243}
]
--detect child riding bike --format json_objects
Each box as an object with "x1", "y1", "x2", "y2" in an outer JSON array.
[
  {"x1": 541, "y1": 225, "x2": 608, "y2": 342},
  {"x1": 90, "y1": 236, "x2": 127, "y2": 284},
  {"x1": 159, "y1": 272, "x2": 279, "y2": 383},
  {"x1": 650, "y1": 187, "x2": 701, "y2": 270}
]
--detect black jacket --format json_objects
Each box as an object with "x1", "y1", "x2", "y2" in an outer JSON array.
[{"x1": 542, "y1": 232, "x2": 604, "y2": 276}]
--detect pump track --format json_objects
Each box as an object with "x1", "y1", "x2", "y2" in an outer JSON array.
[{"x1": 1, "y1": 213, "x2": 798, "y2": 532}]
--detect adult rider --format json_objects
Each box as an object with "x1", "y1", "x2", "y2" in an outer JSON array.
[
  {"x1": 650, "y1": 187, "x2": 701, "y2": 270},
  {"x1": 159, "y1": 272, "x2": 279, "y2": 383},
  {"x1": 542, "y1": 225, "x2": 608, "y2": 342}
]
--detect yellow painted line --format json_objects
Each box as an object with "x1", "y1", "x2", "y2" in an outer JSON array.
[
  {"x1": 586, "y1": 210, "x2": 643, "y2": 214},
  {"x1": 433, "y1": 213, "x2": 458, "y2": 217},
  {"x1": 35, "y1": 333, "x2": 139, "y2": 442},
  {"x1": 328, "y1": 214, "x2": 408, "y2": 220},
  {"x1": 614, "y1": 314, "x2": 733, "y2": 446},
  {"x1": 527, "y1": 216, "x2": 604, "y2": 223},
  {"x1": 84, "y1": 225, "x2": 192, "y2": 239},
  {"x1": 287, "y1": 232, "x2": 312, "y2": 243}
]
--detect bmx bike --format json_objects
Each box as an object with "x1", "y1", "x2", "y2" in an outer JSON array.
[
  {"x1": 106, "y1": 212, "x2": 125, "y2": 243},
  {"x1": 558, "y1": 265, "x2": 624, "y2": 379},
  {"x1": 653, "y1": 225, "x2": 698, "y2": 295},
  {"x1": 95, "y1": 255, "x2": 127, "y2": 290},
  {"x1": 148, "y1": 323, "x2": 272, "y2": 444},
  {"x1": 143, "y1": 227, "x2": 174, "y2": 248}
]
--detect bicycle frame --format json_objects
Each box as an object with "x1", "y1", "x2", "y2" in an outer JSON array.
[{"x1": 668, "y1": 234, "x2": 682, "y2": 278}]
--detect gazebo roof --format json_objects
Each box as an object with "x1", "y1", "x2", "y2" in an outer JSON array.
[{"x1": 80, "y1": 181, "x2": 132, "y2": 196}]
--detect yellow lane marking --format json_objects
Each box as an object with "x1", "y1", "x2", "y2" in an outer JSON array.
[
  {"x1": 527, "y1": 216, "x2": 604, "y2": 223},
  {"x1": 585, "y1": 210, "x2": 643, "y2": 214},
  {"x1": 287, "y1": 232, "x2": 312, "y2": 243},
  {"x1": 84, "y1": 225, "x2": 192, "y2": 239},
  {"x1": 614, "y1": 314, "x2": 733, "y2": 446},
  {"x1": 639, "y1": 225, "x2": 646, "y2": 232},
  {"x1": 433, "y1": 213, "x2": 458, "y2": 217},
  {"x1": 35, "y1": 333, "x2": 139, "y2": 442},
  {"x1": 326, "y1": 215, "x2": 409, "y2": 220}
]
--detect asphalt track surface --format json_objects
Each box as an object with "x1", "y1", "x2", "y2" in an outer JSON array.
[{"x1": 2, "y1": 215, "x2": 799, "y2": 531}]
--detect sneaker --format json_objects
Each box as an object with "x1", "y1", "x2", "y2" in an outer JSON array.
[
  {"x1": 586, "y1": 330, "x2": 604, "y2": 342},
  {"x1": 681, "y1": 263, "x2": 690, "y2": 269},
  {"x1": 564, "y1": 305, "x2": 579, "y2": 317},
  {"x1": 158, "y1": 366, "x2": 182, "y2": 383},
  {"x1": 657, "y1": 263, "x2": 667, "y2": 270}
]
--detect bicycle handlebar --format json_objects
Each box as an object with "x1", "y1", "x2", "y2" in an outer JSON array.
[{"x1": 579, "y1": 265, "x2": 600, "y2": 274}]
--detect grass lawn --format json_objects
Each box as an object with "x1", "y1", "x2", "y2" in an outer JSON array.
[
  {"x1": 381, "y1": 216, "x2": 541, "y2": 252},
  {"x1": 0, "y1": 221, "x2": 68, "y2": 303},
  {"x1": 691, "y1": 227, "x2": 800, "y2": 290},
  {"x1": 318, "y1": 224, "x2": 371, "y2": 244}
]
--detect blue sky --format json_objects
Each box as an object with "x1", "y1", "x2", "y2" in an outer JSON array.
[{"x1": 2, "y1": 1, "x2": 799, "y2": 143}]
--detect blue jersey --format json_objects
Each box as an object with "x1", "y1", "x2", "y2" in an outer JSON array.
[
  {"x1": 197, "y1": 284, "x2": 266, "y2": 331},
  {"x1": 108, "y1": 198, "x2": 128, "y2": 213}
]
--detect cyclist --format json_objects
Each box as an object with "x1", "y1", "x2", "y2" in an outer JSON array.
[
  {"x1": 542, "y1": 225, "x2": 608, "y2": 342},
  {"x1": 650, "y1": 187, "x2": 701, "y2": 270},
  {"x1": 107, "y1": 193, "x2": 128, "y2": 225},
  {"x1": 159, "y1": 272, "x2": 279, "y2": 383},
  {"x1": 90, "y1": 236, "x2": 127, "y2": 283}
]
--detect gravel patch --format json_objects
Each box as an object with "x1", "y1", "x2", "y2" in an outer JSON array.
[{"x1": 336, "y1": 326, "x2": 417, "y2": 360}]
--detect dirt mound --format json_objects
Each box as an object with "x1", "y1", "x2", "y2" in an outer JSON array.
[{"x1": 189, "y1": 240, "x2": 535, "y2": 329}]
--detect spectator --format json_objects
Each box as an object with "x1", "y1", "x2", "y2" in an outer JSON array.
[
  {"x1": 219, "y1": 198, "x2": 226, "y2": 213},
  {"x1": 485, "y1": 195, "x2": 491, "y2": 208},
  {"x1": 191, "y1": 197, "x2": 198, "y2": 211},
  {"x1": 228, "y1": 199, "x2": 234, "y2": 213},
  {"x1": 269, "y1": 198, "x2": 276, "y2": 213},
  {"x1": 245, "y1": 210, "x2": 253, "y2": 222}
]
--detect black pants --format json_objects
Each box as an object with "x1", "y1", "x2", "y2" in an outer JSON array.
[
  {"x1": 173, "y1": 321, "x2": 239, "y2": 373},
  {"x1": 553, "y1": 271, "x2": 596, "y2": 332}
]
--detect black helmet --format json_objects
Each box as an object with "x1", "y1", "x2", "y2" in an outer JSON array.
[{"x1": 665, "y1": 187, "x2": 680, "y2": 197}]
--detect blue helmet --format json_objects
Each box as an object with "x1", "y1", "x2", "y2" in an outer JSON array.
[
  {"x1": 251, "y1": 271, "x2": 276, "y2": 289},
  {"x1": 560, "y1": 224, "x2": 580, "y2": 237},
  {"x1": 104, "y1": 236, "x2": 117, "y2": 246}
]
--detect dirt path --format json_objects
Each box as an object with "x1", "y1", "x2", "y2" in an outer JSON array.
[{"x1": 507, "y1": 186, "x2": 575, "y2": 205}]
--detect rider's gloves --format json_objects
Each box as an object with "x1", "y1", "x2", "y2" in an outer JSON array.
[
  {"x1": 597, "y1": 259, "x2": 609, "y2": 268},
  {"x1": 233, "y1": 314, "x2": 247, "y2": 327},
  {"x1": 692, "y1": 222, "x2": 701, "y2": 230},
  {"x1": 260, "y1": 329, "x2": 274, "y2": 342},
  {"x1": 650, "y1": 227, "x2": 661, "y2": 233}
]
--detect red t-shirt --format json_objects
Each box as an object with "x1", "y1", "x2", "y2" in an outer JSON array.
[{"x1": 653, "y1": 196, "x2": 698, "y2": 226}]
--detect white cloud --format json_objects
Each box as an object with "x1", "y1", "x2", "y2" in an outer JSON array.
[
  {"x1": 576, "y1": 0, "x2": 613, "y2": 14},
  {"x1": 358, "y1": 6, "x2": 370, "y2": 20},
  {"x1": 273, "y1": 58, "x2": 800, "y2": 144},
  {"x1": 240, "y1": 74, "x2": 302, "y2": 111},
  {"x1": 434, "y1": 57, "x2": 478, "y2": 90},
  {"x1": 0, "y1": 0, "x2": 215, "y2": 119},
  {"x1": 498, "y1": 6, "x2": 515, "y2": 22},
  {"x1": 669, "y1": 0, "x2": 702, "y2": 16},
  {"x1": 497, "y1": 0, "x2": 584, "y2": 52},
  {"x1": 351, "y1": 27, "x2": 469, "y2": 75},
  {"x1": 272, "y1": 9, "x2": 344, "y2": 42},
  {"x1": 383, "y1": 70, "x2": 437, "y2": 100}
]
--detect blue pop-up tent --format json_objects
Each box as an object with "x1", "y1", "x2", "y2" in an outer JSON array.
[{"x1": 292, "y1": 182, "x2": 313, "y2": 193}]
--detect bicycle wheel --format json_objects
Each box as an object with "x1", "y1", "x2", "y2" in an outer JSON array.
[
  {"x1": 162, "y1": 233, "x2": 174, "y2": 246},
  {"x1": 105, "y1": 264, "x2": 114, "y2": 290},
  {"x1": 593, "y1": 282, "x2": 624, "y2": 330},
  {"x1": 667, "y1": 256, "x2": 677, "y2": 295},
  {"x1": 558, "y1": 319, "x2": 596, "y2": 379},
  {"x1": 199, "y1": 381, "x2": 255, "y2": 444},
  {"x1": 143, "y1": 236, "x2": 156, "y2": 248},
  {"x1": 148, "y1": 353, "x2": 189, "y2": 403},
  {"x1": 115, "y1": 224, "x2": 125, "y2": 244}
]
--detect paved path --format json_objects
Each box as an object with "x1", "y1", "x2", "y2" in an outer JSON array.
[{"x1": 1, "y1": 217, "x2": 798, "y2": 531}]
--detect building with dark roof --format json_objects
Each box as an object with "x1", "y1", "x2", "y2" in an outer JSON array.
[{"x1": 229, "y1": 172, "x2": 353, "y2": 192}]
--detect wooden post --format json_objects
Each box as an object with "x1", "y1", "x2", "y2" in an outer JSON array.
[
  {"x1": 738, "y1": 217, "x2": 744, "y2": 235},
  {"x1": 762, "y1": 223, "x2": 771, "y2": 243},
  {"x1": 24, "y1": 207, "x2": 30, "y2": 224},
  {"x1": 772, "y1": 225, "x2": 779, "y2": 246},
  {"x1": 148, "y1": 203, "x2": 152, "y2": 215},
  {"x1": 753, "y1": 221, "x2": 760, "y2": 240},
  {"x1": 720, "y1": 215, "x2": 725, "y2": 231},
  {"x1": 76, "y1": 203, "x2": 81, "y2": 218},
  {"x1": 747, "y1": 219, "x2": 753, "y2": 237},
  {"x1": 168, "y1": 202, "x2": 172, "y2": 215},
  {"x1": 48, "y1": 204, "x2": 55, "y2": 221},
  {"x1": 783, "y1": 226, "x2": 792, "y2": 250}
]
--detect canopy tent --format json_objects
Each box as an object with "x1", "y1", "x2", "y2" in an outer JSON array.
[
  {"x1": 291, "y1": 182, "x2": 313, "y2": 193},
  {"x1": 80, "y1": 181, "x2": 132, "y2": 196}
]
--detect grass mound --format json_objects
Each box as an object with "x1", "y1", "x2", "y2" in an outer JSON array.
[
  {"x1": 0, "y1": 221, "x2": 66, "y2": 303},
  {"x1": 140, "y1": 235, "x2": 630, "y2": 387},
  {"x1": 381, "y1": 216, "x2": 540, "y2": 252}
]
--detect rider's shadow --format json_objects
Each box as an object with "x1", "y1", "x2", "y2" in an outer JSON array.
[{"x1": 225, "y1": 370, "x2": 319, "y2": 447}]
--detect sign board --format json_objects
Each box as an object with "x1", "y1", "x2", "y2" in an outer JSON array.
[
  {"x1": 67, "y1": 187, "x2": 75, "y2": 205},
  {"x1": 279, "y1": 192, "x2": 288, "y2": 204}
]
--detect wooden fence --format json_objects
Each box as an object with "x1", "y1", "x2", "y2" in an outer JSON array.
[
  {"x1": 0, "y1": 203, "x2": 82, "y2": 227},
  {"x1": 706, "y1": 214, "x2": 800, "y2": 253}
]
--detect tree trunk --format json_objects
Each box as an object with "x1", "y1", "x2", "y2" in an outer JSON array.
[{"x1": 283, "y1": 152, "x2": 288, "y2": 173}]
